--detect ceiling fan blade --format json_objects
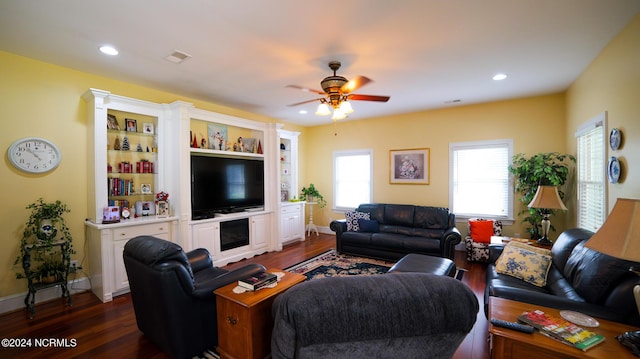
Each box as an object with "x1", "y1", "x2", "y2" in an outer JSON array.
[
  {"x1": 348, "y1": 94, "x2": 390, "y2": 102},
  {"x1": 287, "y1": 98, "x2": 323, "y2": 107},
  {"x1": 286, "y1": 85, "x2": 326, "y2": 95},
  {"x1": 341, "y1": 76, "x2": 372, "y2": 93}
]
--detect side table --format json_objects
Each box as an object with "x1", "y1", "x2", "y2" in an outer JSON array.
[
  {"x1": 491, "y1": 236, "x2": 552, "y2": 249},
  {"x1": 488, "y1": 296, "x2": 638, "y2": 358},
  {"x1": 214, "y1": 269, "x2": 306, "y2": 359}
]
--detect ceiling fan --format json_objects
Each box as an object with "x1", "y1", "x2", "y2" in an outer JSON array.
[{"x1": 287, "y1": 61, "x2": 390, "y2": 120}]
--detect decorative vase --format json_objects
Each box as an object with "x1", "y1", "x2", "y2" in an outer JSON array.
[{"x1": 38, "y1": 219, "x2": 57, "y2": 241}]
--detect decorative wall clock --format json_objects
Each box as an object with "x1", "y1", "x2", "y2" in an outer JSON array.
[{"x1": 8, "y1": 137, "x2": 61, "y2": 173}]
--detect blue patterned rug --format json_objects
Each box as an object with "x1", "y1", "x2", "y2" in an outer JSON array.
[{"x1": 285, "y1": 249, "x2": 394, "y2": 280}]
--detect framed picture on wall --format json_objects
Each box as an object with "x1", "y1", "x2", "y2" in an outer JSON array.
[{"x1": 389, "y1": 148, "x2": 430, "y2": 184}]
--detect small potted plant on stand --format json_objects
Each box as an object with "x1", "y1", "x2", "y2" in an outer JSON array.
[
  {"x1": 13, "y1": 198, "x2": 75, "y2": 317},
  {"x1": 300, "y1": 183, "x2": 327, "y2": 208}
]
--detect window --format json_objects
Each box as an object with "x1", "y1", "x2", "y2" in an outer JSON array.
[
  {"x1": 333, "y1": 149, "x2": 373, "y2": 210},
  {"x1": 449, "y1": 139, "x2": 513, "y2": 220},
  {"x1": 575, "y1": 112, "x2": 606, "y2": 231}
]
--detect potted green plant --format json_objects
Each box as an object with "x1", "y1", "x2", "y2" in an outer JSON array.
[
  {"x1": 14, "y1": 198, "x2": 75, "y2": 280},
  {"x1": 508, "y1": 152, "x2": 575, "y2": 239},
  {"x1": 300, "y1": 183, "x2": 327, "y2": 208}
]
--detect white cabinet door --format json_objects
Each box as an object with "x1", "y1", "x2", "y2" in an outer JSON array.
[
  {"x1": 112, "y1": 240, "x2": 129, "y2": 292},
  {"x1": 192, "y1": 221, "x2": 220, "y2": 255},
  {"x1": 280, "y1": 203, "x2": 304, "y2": 242},
  {"x1": 251, "y1": 215, "x2": 268, "y2": 250}
]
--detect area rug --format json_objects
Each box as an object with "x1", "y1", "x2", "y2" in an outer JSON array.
[{"x1": 285, "y1": 249, "x2": 395, "y2": 280}]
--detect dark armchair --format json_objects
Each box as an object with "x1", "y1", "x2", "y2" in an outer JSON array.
[
  {"x1": 123, "y1": 235, "x2": 265, "y2": 359},
  {"x1": 271, "y1": 273, "x2": 479, "y2": 359}
]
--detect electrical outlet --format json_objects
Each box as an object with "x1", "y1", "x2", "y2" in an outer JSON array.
[{"x1": 70, "y1": 260, "x2": 79, "y2": 271}]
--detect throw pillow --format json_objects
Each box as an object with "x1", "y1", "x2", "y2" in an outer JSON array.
[
  {"x1": 345, "y1": 211, "x2": 370, "y2": 232},
  {"x1": 357, "y1": 219, "x2": 379, "y2": 233},
  {"x1": 495, "y1": 241, "x2": 553, "y2": 287},
  {"x1": 469, "y1": 219, "x2": 494, "y2": 243}
]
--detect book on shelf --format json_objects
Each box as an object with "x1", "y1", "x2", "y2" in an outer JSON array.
[
  {"x1": 238, "y1": 271, "x2": 277, "y2": 291},
  {"x1": 517, "y1": 310, "x2": 605, "y2": 351}
]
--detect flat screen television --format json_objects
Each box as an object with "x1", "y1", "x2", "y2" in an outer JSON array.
[{"x1": 191, "y1": 154, "x2": 265, "y2": 219}]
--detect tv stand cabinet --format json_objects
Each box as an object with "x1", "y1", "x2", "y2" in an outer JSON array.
[
  {"x1": 190, "y1": 212, "x2": 269, "y2": 267},
  {"x1": 172, "y1": 101, "x2": 281, "y2": 265}
]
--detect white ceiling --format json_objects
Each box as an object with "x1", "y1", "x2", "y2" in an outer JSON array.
[{"x1": 1, "y1": 1, "x2": 639, "y2": 126}]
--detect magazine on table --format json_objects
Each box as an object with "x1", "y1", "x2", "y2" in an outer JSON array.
[{"x1": 517, "y1": 310, "x2": 605, "y2": 351}]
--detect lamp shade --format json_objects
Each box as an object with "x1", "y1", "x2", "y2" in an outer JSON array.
[
  {"x1": 315, "y1": 103, "x2": 331, "y2": 116},
  {"x1": 527, "y1": 185, "x2": 568, "y2": 210},
  {"x1": 584, "y1": 198, "x2": 640, "y2": 262}
]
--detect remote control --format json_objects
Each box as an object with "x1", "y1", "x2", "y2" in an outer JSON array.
[{"x1": 490, "y1": 318, "x2": 535, "y2": 334}]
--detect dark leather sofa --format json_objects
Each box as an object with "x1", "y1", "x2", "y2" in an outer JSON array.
[
  {"x1": 329, "y1": 203, "x2": 461, "y2": 260},
  {"x1": 123, "y1": 236, "x2": 265, "y2": 359},
  {"x1": 485, "y1": 228, "x2": 640, "y2": 326},
  {"x1": 271, "y1": 273, "x2": 479, "y2": 359}
]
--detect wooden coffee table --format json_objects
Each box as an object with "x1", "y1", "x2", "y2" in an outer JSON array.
[
  {"x1": 214, "y1": 269, "x2": 306, "y2": 359},
  {"x1": 488, "y1": 297, "x2": 638, "y2": 358}
]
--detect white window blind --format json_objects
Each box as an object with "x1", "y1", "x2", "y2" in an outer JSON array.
[
  {"x1": 575, "y1": 112, "x2": 606, "y2": 231},
  {"x1": 449, "y1": 139, "x2": 513, "y2": 219},
  {"x1": 333, "y1": 150, "x2": 373, "y2": 210}
]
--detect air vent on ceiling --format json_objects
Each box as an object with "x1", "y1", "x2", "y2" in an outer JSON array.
[{"x1": 165, "y1": 50, "x2": 192, "y2": 64}]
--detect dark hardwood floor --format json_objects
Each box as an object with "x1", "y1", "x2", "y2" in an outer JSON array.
[{"x1": 0, "y1": 234, "x2": 489, "y2": 359}]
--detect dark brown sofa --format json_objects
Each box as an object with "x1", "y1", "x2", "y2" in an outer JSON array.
[{"x1": 329, "y1": 203, "x2": 461, "y2": 260}]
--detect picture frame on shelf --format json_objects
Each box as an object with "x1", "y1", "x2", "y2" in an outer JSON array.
[
  {"x1": 143, "y1": 123, "x2": 154, "y2": 135},
  {"x1": 156, "y1": 201, "x2": 169, "y2": 217},
  {"x1": 243, "y1": 138, "x2": 257, "y2": 153},
  {"x1": 135, "y1": 201, "x2": 156, "y2": 216},
  {"x1": 107, "y1": 114, "x2": 120, "y2": 130},
  {"x1": 126, "y1": 118, "x2": 137, "y2": 132},
  {"x1": 389, "y1": 148, "x2": 430, "y2": 185},
  {"x1": 140, "y1": 183, "x2": 152, "y2": 194},
  {"x1": 281, "y1": 190, "x2": 289, "y2": 202},
  {"x1": 208, "y1": 124, "x2": 227, "y2": 151}
]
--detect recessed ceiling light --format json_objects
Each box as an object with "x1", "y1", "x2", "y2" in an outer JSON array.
[
  {"x1": 493, "y1": 73, "x2": 507, "y2": 81},
  {"x1": 99, "y1": 45, "x2": 119, "y2": 56},
  {"x1": 298, "y1": 110, "x2": 308, "y2": 114}
]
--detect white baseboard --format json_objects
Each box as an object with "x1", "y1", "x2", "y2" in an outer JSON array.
[{"x1": 0, "y1": 277, "x2": 91, "y2": 315}]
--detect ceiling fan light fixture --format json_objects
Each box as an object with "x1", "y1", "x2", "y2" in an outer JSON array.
[
  {"x1": 332, "y1": 108, "x2": 346, "y2": 121},
  {"x1": 315, "y1": 103, "x2": 331, "y2": 116},
  {"x1": 339, "y1": 100, "x2": 354, "y2": 114}
]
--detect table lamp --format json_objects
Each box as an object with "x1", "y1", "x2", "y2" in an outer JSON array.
[
  {"x1": 584, "y1": 198, "x2": 640, "y2": 356},
  {"x1": 527, "y1": 185, "x2": 568, "y2": 246}
]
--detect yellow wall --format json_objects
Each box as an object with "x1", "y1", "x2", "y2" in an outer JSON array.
[
  {"x1": 565, "y1": 13, "x2": 640, "y2": 219},
  {"x1": 303, "y1": 94, "x2": 567, "y2": 235},
  {"x1": 0, "y1": 51, "x2": 304, "y2": 298}
]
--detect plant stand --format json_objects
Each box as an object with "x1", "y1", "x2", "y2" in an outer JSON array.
[
  {"x1": 305, "y1": 202, "x2": 319, "y2": 236},
  {"x1": 22, "y1": 241, "x2": 72, "y2": 319}
]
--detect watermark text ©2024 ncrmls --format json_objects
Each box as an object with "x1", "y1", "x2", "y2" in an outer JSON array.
[{"x1": 2, "y1": 337, "x2": 78, "y2": 348}]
